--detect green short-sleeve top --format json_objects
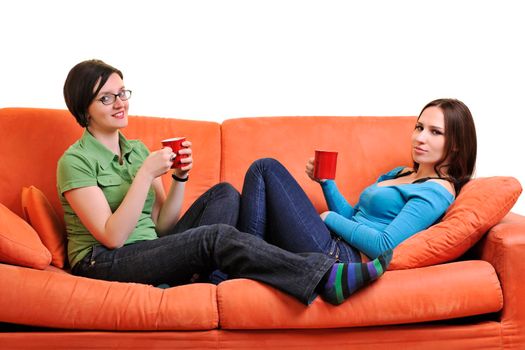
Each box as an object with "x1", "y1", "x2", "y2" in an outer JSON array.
[{"x1": 57, "y1": 130, "x2": 158, "y2": 268}]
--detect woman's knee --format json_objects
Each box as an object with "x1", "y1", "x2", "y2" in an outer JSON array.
[
  {"x1": 249, "y1": 158, "x2": 284, "y2": 173},
  {"x1": 212, "y1": 182, "x2": 240, "y2": 201},
  {"x1": 211, "y1": 223, "x2": 243, "y2": 242}
]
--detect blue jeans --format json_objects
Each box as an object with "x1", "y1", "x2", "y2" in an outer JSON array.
[
  {"x1": 168, "y1": 182, "x2": 240, "y2": 233},
  {"x1": 73, "y1": 184, "x2": 334, "y2": 304},
  {"x1": 168, "y1": 182, "x2": 239, "y2": 284},
  {"x1": 74, "y1": 225, "x2": 333, "y2": 305},
  {"x1": 238, "y1": 158, "x2": 361, "y2": 263}
]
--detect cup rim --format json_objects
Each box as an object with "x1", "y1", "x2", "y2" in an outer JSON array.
[
  {"x1": 161, "y1": 137, "x2": 185, "y2": 143},
  {"x1": 315, "y1": 150, "x2": 338, "y2": 154}
]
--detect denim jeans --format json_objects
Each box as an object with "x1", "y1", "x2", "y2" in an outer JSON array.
[
  {"x1": 169, "y1": 182, "x2": 239, "y2": 283},
  {"x1": 73, "y1": 223, "x2": 333, "y2": 305},
  {"x1": 74, "y1": 183, "x2": 238, "y2": 284},
  {"x1": 238, "y1": 158, "x2": 361, "y2": 263},
  {"x1": 168, "y1": 182, "x2": 240, "y2": 233}
]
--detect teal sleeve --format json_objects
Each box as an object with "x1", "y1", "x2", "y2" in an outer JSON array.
[
  {"x1": 320, "y1": 180, "x2": 355, "y2": 218},
  {"x1": 324, "y1": 186, "x2": 452, "y2": 258}
]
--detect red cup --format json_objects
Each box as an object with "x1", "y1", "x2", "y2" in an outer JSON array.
[
  {"x1": 161, "y1": 137, "x2": 187, "y2": 168},
  {"x1": 314, "y1": 150, "x2": 338, "y2": 180}
]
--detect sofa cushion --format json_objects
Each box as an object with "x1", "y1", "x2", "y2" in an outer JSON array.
[
  {"x1": 21, "y1": 186, "x2": 67, "y2": 268},
  {"x1": 390, "y1": 176, "x2": 522, "y2": 269},
  {"x1": 221, "y1": 116, "x2": 415, "y2": 210},
  {"x1": 217, "y1": 260, "x2": 502, "y2": 329},
  {"x1": 0, "y1": 108, "x2": 82, "y2": 221},
  {"x1": 0, "y1": 203, "x2": 51, "y2": 269},
  {"x1": 0, "y1": 263, "x2": 219, "y2": 330}
]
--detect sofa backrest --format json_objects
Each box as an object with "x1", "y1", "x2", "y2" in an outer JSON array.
[
  {"x1": 0, "y1": 108, "x2": 221, "y2": 222},
  {"x1": 1, "y1": 108, "x2": 417, "y2": 222},
  {"x1": 221, "y1": 116, "x2": 416, "y2": 211}
]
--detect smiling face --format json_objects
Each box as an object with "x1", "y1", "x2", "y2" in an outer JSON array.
[
  {"x1": 412, "y1": 106, "x2": 446, "y2": 169},
  {"x1": 86, "y1": 73, "x2": 129, "y2": 133}
]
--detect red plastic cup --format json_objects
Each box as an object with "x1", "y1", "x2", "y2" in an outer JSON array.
[
  {"x1": 161, "y1": 137, "x2": 187, "y2": 168},
  {"x1": 314, "y1": 150, "x2": 338, "y2": 180}
]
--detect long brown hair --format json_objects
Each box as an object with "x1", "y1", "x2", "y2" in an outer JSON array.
[{"x1": 413, "y1": 98, "x2": 477, "y2": 193}]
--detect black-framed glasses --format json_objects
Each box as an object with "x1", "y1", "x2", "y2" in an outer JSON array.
[{"x1": 98, "y1": 90, "x2": 132, "y2": 105}]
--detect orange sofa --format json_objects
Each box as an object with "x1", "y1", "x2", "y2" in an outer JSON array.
[{"x1": 1, "y1": 108, "x2": 524, "y2": 349}]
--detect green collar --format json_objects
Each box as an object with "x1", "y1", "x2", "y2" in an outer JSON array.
[{"x1": 80, "y1": 130, "x2": 135, "y2": 170}]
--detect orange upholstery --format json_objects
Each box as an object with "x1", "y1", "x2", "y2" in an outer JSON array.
[
  {"x1": 0, "y1": 108, "x2": 524, "y2": 349},
  {"x1": 218, "y1": 261, "x2": 502, "y2": 329},
  {"x1": 0, "y1": 325, "x2": 503, "y2": 349},
  {"x1": 391, "y1": 176, "x2": 522, "y2": 269},
  {"x1": 0, "y1": 108, "x2": 81, "y2": 220},
  {"x1": 0, "y1": 263, "x2": 218, "y2": 330},
  {"x1": 221, "y1": 116, "x2": 414, "y2": 211},
  {"x1": 477, "y1": 213, "x2": 525, "y2": 347},
  {"x1": 0, "y1": 203, "x2": 51, "y2": 269},
  {"x1": 21, "y1": 185, "x2": 68, "y2": 268},
  {"x1": 0, "y1": 331, "x2": 221, "y2": 349}
]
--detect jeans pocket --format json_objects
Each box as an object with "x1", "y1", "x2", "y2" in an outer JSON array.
[
  {"x1": 328, "y1": 237, "x2": 337, "y2": 257},
  {"x1": 90, "y1": 244, "x2": 113, "y2": 266},
  {"x1": 80, "y1": 245, "x2": 110, "y2": 273},
  {"x1": 75, "y1": 245, "x2": 113, "y2": 280},
  {"x1": 72, "y1": 246, "x2": 99, "y2": 275}
]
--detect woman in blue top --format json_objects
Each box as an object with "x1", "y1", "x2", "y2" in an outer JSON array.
[{"x1": 238, "y1": 99, "x2": 477, "y2": 263}]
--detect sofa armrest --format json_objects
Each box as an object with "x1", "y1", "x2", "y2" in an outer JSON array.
[{"x1": 475, "y1": 212, "x2": 525, "y2": 347}]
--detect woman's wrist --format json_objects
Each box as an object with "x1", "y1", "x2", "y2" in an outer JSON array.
[
  {"x1": 172, "y1": 173, "x2": 189, "y2": 182},
  {"x1": 319, "y1": 179, "x2": 330, "y2": 187},
  {"x1": 135, "y1": 167, "x2": 155, "y2": 184}
]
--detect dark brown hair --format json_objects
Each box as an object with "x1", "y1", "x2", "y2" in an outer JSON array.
[
  {"x1": 63, "y1": 59, "x2": 123, "y2": 127},
  {"x1": 413, "y1": 98, "x2": 477, "y2": 193}
]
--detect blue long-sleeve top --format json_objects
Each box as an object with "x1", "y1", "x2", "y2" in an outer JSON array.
[{"x1": 322, "y1": 166, "x2": 454, "y2": 259}]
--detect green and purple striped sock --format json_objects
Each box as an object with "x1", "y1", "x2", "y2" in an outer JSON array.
[{"x1": 322, "y1": 250, "x2": 393, "y2": 305}]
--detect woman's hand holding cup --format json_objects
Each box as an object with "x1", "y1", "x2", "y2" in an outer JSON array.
[
  {"x1": 306, "y1": 150, "x2": 338, "y2": 182},
  {"x1": 173, "y1": 140, "x2": 193, "y2": 179},
  {"x1": 161, "y1": 137, "x2": 193, "y2": 180},
  {"x1": 305, "y1": 157, "x2": 321, "y2": 182},
  {"x1": 140, "y1": 147, "x2": 175, "y2": 181}
]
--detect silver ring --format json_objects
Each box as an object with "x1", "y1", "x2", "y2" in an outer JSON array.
[{"x1": 170, "y1": 153, "x2": 176, "y2": 161}]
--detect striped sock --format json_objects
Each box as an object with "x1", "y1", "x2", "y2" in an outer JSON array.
[{"x1": 321, "y1": 249, "x2": 393, "y2": 305}]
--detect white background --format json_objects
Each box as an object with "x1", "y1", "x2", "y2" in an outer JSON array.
[{"x1": 1, "y1": 0, "x2": 524, "y2": 214}]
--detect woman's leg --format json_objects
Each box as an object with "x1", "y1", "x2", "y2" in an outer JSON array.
[
  {"x1": 171, "y1": 182, "x2": 240, "y2": 233},
  {"x1": 73, "y1": 224, "x2": 331, "y2": 304},
  {"x1": 239, "y1": 158, "x2": 340, "y2": 254},
  {"x1": 321, "y1": 249, "x2": 392, "y2": 305},
  {"x1": 167, "y1": 182, "x2": 239, "y2": 283},
  {"x1": 72, "y1": 224, "x2": 392, "y2": 305}
]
